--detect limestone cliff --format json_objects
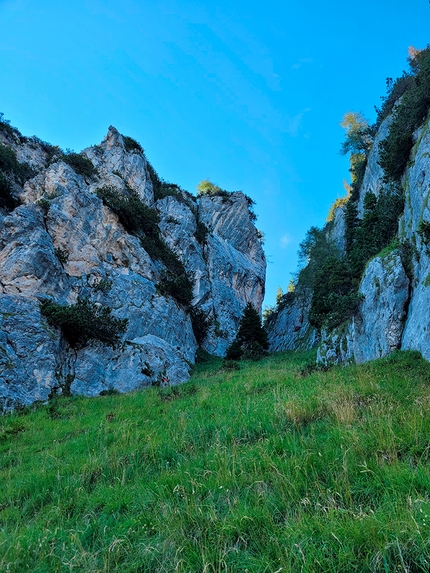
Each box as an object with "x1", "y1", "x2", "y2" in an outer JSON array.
[
  {"x1": 268, "y1": 58, "x2": 430, "y2": 365},
  {"x1": 0, "y1": 123, "x2": 265, "y2": 410},
  {"x1": 315, "y1": 112, "x2": 430, "y2": 365}
]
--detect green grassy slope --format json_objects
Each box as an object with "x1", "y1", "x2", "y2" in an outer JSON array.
[{"x1": 2, "y1": 351, "x2": 430, "y2": 572}]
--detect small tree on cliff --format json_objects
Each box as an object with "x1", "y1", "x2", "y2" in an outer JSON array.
[{"x1": 226, "y1": 302, "x2": 269, "y2": 360}]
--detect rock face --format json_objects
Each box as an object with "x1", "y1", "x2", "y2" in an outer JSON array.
[
  {"x1": 0, "y1": 125, "x2": 265, "y2": 411},
  {"x1": 159, "y1": 192, "x2": 266, "y2": 356},
  {"x1": 267, "y1": 291, "x2": 318, "y2": 353},
  {"x1": 357, "y1": 115, "x2": 392, "y2": 216},
  {"x1": 268, "y1": 108, "x2": 430, "y2": 366},
  {"x1": 317, "y1": 253, "x2": 410, "y2": 364}
]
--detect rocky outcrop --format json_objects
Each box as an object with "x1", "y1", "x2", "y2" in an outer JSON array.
[
  {"x1": 158, "y1": 192, "x2": 265, "y2": 356},
  {"x1": 0, "y1": 125, "x2": 265, "y2": 411},
  {"x1": 327, "y1": 204, "x2": 347, "y2": 253},
  {"x1": 267, "y1": 291, "x2": 318, "y2": 352},
  {"x1": 268, "y1": 105, "x2": 430, "y2": 366},
  {"x1": 400, "y1": 115, "x2": 430, "y2": 360},
  {"x1": 357, "y1": 115, "x2": 393, "y2": 216},
  {"x1": 317, "y1": 252, "x2": 410, "y2": 364}
]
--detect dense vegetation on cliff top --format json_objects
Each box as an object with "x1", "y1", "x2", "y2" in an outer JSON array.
[
  {"x1": 2, "y1": 350, "x2": 430, "y2": 572},
  {"x1": 266, "y1": 46, "x2": 430, "y2": 332}
]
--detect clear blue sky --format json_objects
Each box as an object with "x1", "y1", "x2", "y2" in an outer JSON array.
[{"x1": 1, "y1": 0, "x2": 429, "y2": 306}]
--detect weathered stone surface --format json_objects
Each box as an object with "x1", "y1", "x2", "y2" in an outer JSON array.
[
  {"x1": 85, "y1": 126, "x2": 154, "y2": 204},
  {"x1": 317, "y1": 323, "x2": 355, "y2": 365},
  {"x1": 267, "y1": 291, "x2": 318, "y2": 352},
  {"x1": 327, "y1": 205, "x2": 347, "y2": 252},
  {"x1": 271, "y1": 109, "x2": 430, "y2": 367},
  {"x1": 198, "y1": 193, "x2": 266, "y2": 355},
  {"x1": 357, "y1": 115, "x2": 393, "y2": 216},
  {"x1": 0, "y1": 127, "x2": 265, "y2": 410},
  {"x1": 0, "y1": 296, "x2": 62, "y2": 412},
  {"x1": 0, "y1": 204, "x2": 68, "y2": 297},
  {"x1": 400, "y1": 115, "x2": 430, "y2": 239},
  {"x1": 401, "y1": 254, "x2": 430, "y2": 361},
  {"x1": 318, "y1": 253, "x2": 410, "y2": 364},
  {"x1": 157, "y1": 192, "x2": 266, "y2": 356},
  {"x1": 71, "y1": 335, "x2": 191, "y2": 398},
  {"x1": 354, "y1": 253, "x2": 409, "y2": 361},
  {"x1": 398, "y1": 115, "x2": 430, "y2": 359}
]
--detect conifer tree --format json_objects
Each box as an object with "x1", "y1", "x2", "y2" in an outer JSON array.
[{"x1": 225, "y1": 302, "x2": 269, "y2": 360}]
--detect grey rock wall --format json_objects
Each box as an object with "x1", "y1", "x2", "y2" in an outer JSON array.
[
  {"x1": 318, "y1": 252, "x2": 410, "y2": 365},
  {"x1": 267, "y1": 291, "x2": 318, "y2": 353},
  {"x1": 357, "y1": 115, "x2": 393, "y2": 216},
  {"x1": 317, "y1": 112, "x2": 430, "y2": 365},
  {"x1": 0, "y1": 126, "x2": 265, "y2": 411},
  {"x1": 269, "y1": 108, "x2": 430, "y2": 367}
]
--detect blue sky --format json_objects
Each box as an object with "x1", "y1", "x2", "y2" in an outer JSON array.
[{"x1": 1, "y1": 0, "x2": 429, "y2": 306}]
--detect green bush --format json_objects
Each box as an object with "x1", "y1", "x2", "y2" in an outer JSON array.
[
  {"x1": 348, "y1": 187, "x2": 404, "y2": 278},
  {"x1": 62, "y1": 151, "x2": 97, "y2": 178},
  {"x1": 36, "y1": 197, "x2": 50, "y2": 213},
  {"x1": 349, "y1": 155, "x2": 367, "y2": 201},
  {"x1": 93, "y1": 277, "x2": 113, "y2": 293},
  {"x1": 296, "y1": 226, "x2": 340, "y2": 290},
  {"x1": 0, "y1": 112, "x2": 22, "y2": 139},
  {"x1": 158, "y1": 382, "x2": 197, "y2": 402},
  {"x1": 97, "y1": 185, "x2": 194, "y2": 306},
  {"x1": 243, "y1": 193, "x2": 257, "y2": 221},
  {"x1": 146, "y1": 162, "x2": 183, "y2": 202},
  {"x1": 0, "y1": 143, "x2": 34, "y2": 184},
  {"x1": 197, "y1": 179, "x2": 230, "y2": 199},
  {"x1": 309, "y1": 256, "x2": 356, "y2": 329},
  {"x1": 225, "y1": 340, "x2": 243, "y2": 360},
  {"x1": 96, "y1": 184, "x2": 160, "y2": 237},
  {"x1": 221, "y1": 359, "x2": 240, "y2": 370},
  {"x1": 379, "y1": 47, "x2": 430, "y2": 182},
  {"x1": 123, "y1": 136, "x2": 143, "y2": 154},
  {"x1": 54, "y1": 248, "x2": 69, "y2": 265},
  {"x1": 0, "y1": 172, "x2": 19, "y2": 211},
  {"x1": 418, "y1": 220, "x2": 430, "y2": 245},
  {"x1": 41, "y1": 297, "x2": 128, "y2": 348},
  {"x1": 400, "y1": 239, "x2": 415, "y2": 281},
  {"x1": 195, "y1": 218, "x2": 209, "y2": 244},
  {"x1": 295, "y1": 228, "x2": 356, "y2": 330},
  {"x1": 302, "y1": 185, "x2": 404, "y2": 330},
  {"x1": 158, "y1": 272, "x2": 193, "y2": 308},
  {"x1": 374, "y1": 74, "x2": 414, "y2": 128},
  {"x1": 339, "y1": 112, "x2": 373, "y2": 201},
  {"x1": 344, "y1": 200, "x2": 359, "y2": 256},
  {"x1": 0, "y1": 144, "x2": 21, "y2": 173},
  {"x1": 31, "y1": 137, "x2": 62, "y2": 164}
]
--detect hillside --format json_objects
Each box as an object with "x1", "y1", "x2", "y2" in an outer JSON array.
[{"x1": 2, "y1": 351, "x2": 430, "y2": 572}]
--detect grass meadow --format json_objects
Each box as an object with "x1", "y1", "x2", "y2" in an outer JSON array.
[{"x1": 2, "y1": 350, "x2": 430, "y2": 572}]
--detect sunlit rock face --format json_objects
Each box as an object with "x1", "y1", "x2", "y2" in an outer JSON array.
[
  {"x1": 158, "y1": 191, "x2": 266, "y2": 356},
  {"x1": 268, "y1": 111, "x2": 430, "y2": 365},
  {"x1": 0, "y1": 127, "x2": 265, "y2": 411},
  {"x1": 317, "y1": 253, "x2": 410, "y2": 365}
]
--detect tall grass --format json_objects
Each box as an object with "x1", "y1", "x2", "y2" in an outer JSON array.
[{"x1": 1, "y1": 350, "x2": 430, "y2": 571}]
